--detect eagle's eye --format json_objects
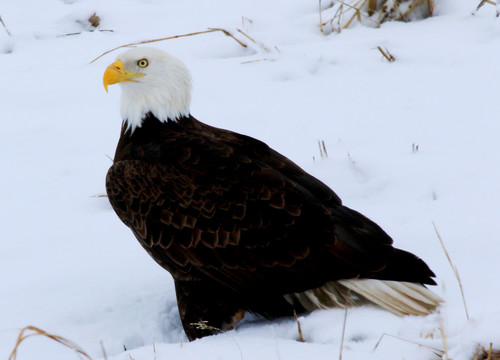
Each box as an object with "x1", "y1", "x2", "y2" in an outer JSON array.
[{"x1": 137, "y1": 59, "x2": 149, "y2": 68}]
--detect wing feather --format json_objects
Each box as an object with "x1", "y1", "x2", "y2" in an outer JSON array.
[{"x1": 106, "y1": 120, "x2": 398, "y2": 295}]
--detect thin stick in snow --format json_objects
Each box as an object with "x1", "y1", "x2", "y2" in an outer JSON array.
[
  {"x1": 377, "y1": 46, "x2": 396, "y2": 62},
  {"x1": 338, "y1": 291, "x2": 350, "y2": 360},
  {"x1": 438, "y1": 311, "x2": 450, "y2": 360},
  {"x1": 293, "y1": 311, "x2": 306, "y2": 342},
  {"x1": 472, "y1": 0, "x2": 486, "y2": 15},
  {"x1": 398, "y1": 0, "x2": 426, "y2": 20},
  {"x1": 236, "y1": 28, "x2": 270, "y2": 52},
  {"x1": 0, "y1": 15, "x2": 12, "y2": 37},
  {"x1": 427, "y1": 0, "x2": 435, "y2": 16},
  {"x1": 472, "y1": 0, "x2": 497, "y2": 15},
  {"x1": 433, "y1": 222, "x2": 470, "y2": 321},
  {"x1": 90, "y1": 28, "x2": 248, "y2": 64},
  {"x1": 100, "y1": 340, "x2": 108, "y2": 360},
  {"x1": 372, "y1": 333, "x2": 443, "y2": 356},
  {"x1": 319, "y1": 0, "x2": 326, "y2": 35}
]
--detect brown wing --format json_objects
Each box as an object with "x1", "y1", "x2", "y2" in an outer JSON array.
[{"x1": 106, "y1": 124, "x2": 397, "y2": 297}]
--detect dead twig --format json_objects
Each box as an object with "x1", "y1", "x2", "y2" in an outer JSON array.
[
  {"x1": 427, "y1": 0, "x2": 435, "y2": 16},
  {"x1": 0, "y1": 15, "x2": 12, "y2": 37},
  {"x1": 241, "y1": 57, "x2": 275, "y2": 64},
  {"x1": 368, "y1": 0, "x2": 378, "y2": 15},
  {"x1": 473, "y1": 343, "x2": 500, "y2": 360},
  {"x1": 318, "y1": 140, "x2": 329, "y2": 159},
  {"x1": 241, "y1": 16, "x2": 253, "y2": 27},
  {"x1": 373, "y1": 333, "x2": 443, "y2": 357},
  {"x1": 433, "y1": 222, "x2": 470, "y2": 321},
  {"x1": 208, "y1": 28, "x2": 247, "y2": 48},
  {"x1": 100, "y1": 341, "x2": 108, "y2": 360},
  {"x1": 236, "y1": 28, "x2": 270, "y2": 52},
  {"x1": 58, "y1": 12, "x2": 108, "y2": 37},
  {"x1": 229, "y1": 336, "x2": 244, "y2": 360},
  {"x1": 338, "y1": 288, "x2": 351, "y2": 360},
  {"x1": 321, "y1": 0, "x2": 381, "y2": 30},
  {"x1": 58, "y1": 29, "x2": 114, "y2": 38},
  {"x1": 398, "y1": 0, "x2": 426, "y2": 20},
  {"x1": 377, "y1": 46, "x2": 396, "y2": 62},
  {"x1": 342, "y1": 0, "x2": 371, "y2": 28},
  {"x1": 90, "y1": 28, "x2": 247, "y2": 64},
  {"x1": 293, "y1": 311, "x2": 306, "y2": 342},
  {"x1": 472, "y1": 0, "x2": 496, "y2": 15},
  {"x1": 8, "y1": 325, "x2": 92, "y2": 360},
  {"x1": 320, "y1": 0, "x2": 432, "y2": 32},
  {"x1": 319, "y1": 0, "x2": 326, "y2": 35}
]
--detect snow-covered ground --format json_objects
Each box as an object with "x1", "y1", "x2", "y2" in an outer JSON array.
[{"x1": 1, "y1": 0, "x2": 500, "y2": 359}]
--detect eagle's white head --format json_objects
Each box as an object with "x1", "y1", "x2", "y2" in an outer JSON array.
[{"x1": 103, "y1": 47, "x2": 192, "y2": 132}]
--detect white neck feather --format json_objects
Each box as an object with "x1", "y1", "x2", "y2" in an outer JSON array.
[{"x1": 117, "y1": 49, "x2": 192, "y2": 132}]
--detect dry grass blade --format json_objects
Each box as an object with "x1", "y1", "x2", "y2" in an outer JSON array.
[
  {"x1": 321, "y1": 2, "x2": 345, "y2": 34},
  {"x1": 58, "y1": 30, "x2": 114, "y2": 38},
  {"x1": 236, "y1": 28, "x2": 270, "y2": 52},
  {"x1": 241, "y1": 16, "x2": 253, "y2": 27},
  {"x1": 100, "y1": 340, "x2": 108, "y2": 360},
  {"x1": 438, "y1": 311, "x2": 449, "y2": 360},
  {"x1": 241, "y1": 58, "x2": 275, "y2": 64},
  {"x1": 319, "y1": 0, "x2": 326, "y2": 34},
  {"x1": 208, "y1": 28, "x2": 248, "y2": 48},
  {"x1": 90, "y1": 28, "x2": 247, "y2": 64},
  {"x1": 473, "y1": 0, "x2": 487, "y2": 14},
  {"x1": 321, "y1": 140, "x2": 328, "y2": 157},
  {"x1": 368, "y1": 0, "x2": 378, "y2": 15},
  {"x1": 377, "y1": 1, "x2": 392, "y2": 23},
  {"x1": 321, "y1": 0, "x2": 381, "y2": 30},
  {"x1": 342, "y1": 0, "x2": 369, "y2": 28},
  {"x1": 373, "y1": 333, "x2": 443, "y2": 357},
  {"x1": 398, "y1": 0, "x2": 426, "y2": 20},
  {"x1": 474, "y1": 343, "x2": 500, "y2": 360},
  {"x1": 318, "y1": 140, "x2": 329, "y2": 159},
  {"x1": 427, "y1": 0, "x2": 435, "y2": 16},
  {"x1": 338, "y1": 289, "x2": 351, "y2": 360},
  {"x1": 293, "y1": 311, "x2": 306, "y2": 342},
  {"x1": 377, "y1": 46, "x2": 396, "y2": 62},
  {"x1": 473, "y1": 0, "x2": 496, "y2": 14},
  {"x1": 8, "y1": 325, "x2": 92, "y2": 360},
  {"x1": 0, "y1": 15, "x2": 12, "y2": 36},
  {"x1": 433, "y1": 222, "x2": 470, "y2": 321},
  {"x1": 320, "y1": 0, "x2": 432, "y2": 33},
  {"x1": 229, "y1": 336, "x2": 244, "y2": 360}
]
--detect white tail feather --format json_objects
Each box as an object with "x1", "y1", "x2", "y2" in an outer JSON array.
[{"x1": 286, "y1": 279, "x2": 443, "y2": 316}]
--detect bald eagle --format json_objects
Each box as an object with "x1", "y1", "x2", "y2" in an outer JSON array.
[{"x1": 103, "y1": 47, "x2": 441, "y2": 341}]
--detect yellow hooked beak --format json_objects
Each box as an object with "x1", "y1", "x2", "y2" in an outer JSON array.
[{"x1": 103, "y1": 60, "x2": 145, "y2": 92}]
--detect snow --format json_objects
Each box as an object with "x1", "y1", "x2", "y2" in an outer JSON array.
[{"x1": 1, "y1": 0, "x2": 500, "y2": 359}]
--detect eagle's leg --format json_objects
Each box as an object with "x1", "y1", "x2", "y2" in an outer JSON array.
[{"x1": 174, "y1": 279, "x2": 246, "y2": 341}]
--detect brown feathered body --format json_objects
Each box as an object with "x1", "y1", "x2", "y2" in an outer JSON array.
[{"x1": 106, "y1": 113, "x2": 438, "y2": 340}]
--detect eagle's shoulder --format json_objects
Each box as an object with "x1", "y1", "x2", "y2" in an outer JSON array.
[{"x1": 188, "y1": 117, "x2": 343, "y2": 208}]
